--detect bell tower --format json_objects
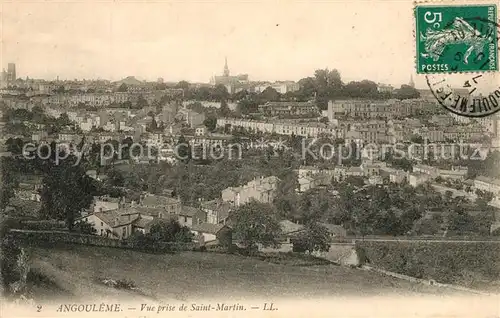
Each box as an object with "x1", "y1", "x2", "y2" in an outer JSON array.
[
  {"x1": 409, "y1": 75, "x2": 415, "y2": 88},
  {"x1": 223, "y1": 57, "x2": 230, "y2": 77}
]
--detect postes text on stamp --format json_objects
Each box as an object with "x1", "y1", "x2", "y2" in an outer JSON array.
[{"x1": 416, "y1": 4, "x2": 498, "y2": 73}]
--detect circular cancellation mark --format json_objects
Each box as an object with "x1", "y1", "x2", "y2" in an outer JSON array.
[{"x1": 426, "y1": 17, "x2": 500, "y2": 118}]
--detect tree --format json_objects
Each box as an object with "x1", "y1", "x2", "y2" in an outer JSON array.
[
  {"x1": 296, "y1": 188, "x2": 336, "y2": 224},
  {"x1": 203, "y1": 116, "x2": 217, "y2": 132},
  {"x1": 176, "y1": 80, "x2": 190, "y2": 91},
  {"x1": 136, "y1": 94, "x2": 148, "y2": 108},
  {"x1": 73, "y1": 219, "x2": 97, "y2": 235},
  {"x1": 230, "y1": 201, "x2": 282, "y2": 250},
  {"x1": 219, "y1": 99, "x2": 231, "y2": 117},
  {"x1": 314, "y1": 68, "x2": 343, "y2": 109},
  {"x1": 5, "y1": 138, "x2": 25, "y2": 155},
  {"x1": 0, "y1": 158, "x2": 18, "y2": 209},
  {"x1": 260, "y1": 87, "x2": 280, "y2": 102},
  {"x1": 394, "y1": 84, "x2": 420, "y2": 100},
  {"x1": 39, "y1": 145, "x2": 97, "y2": 231},
  {"x1": 343, "y1": 80, "x2": 380, "y2": 98},
  {"x1": 149, "y1": 219, "x2": 193, "y2": 243},
  {"x1": 213, "y1": 84, "x2": 229, "y2": 102},
  {"x1": 105, "y1": 168, "x2": 125, "y2": 187},
  {"x1": 447, "y1": 210, "x2": 475, "y2": 236},
  {"x1": 117, "y1": 83, "x2": 128, "y2": 92},
  {"x1": 175, "y1": 135, "x2": 191, "y2": 163},
  {"x1": 412, "y1": 215, "x2": 442, "y2": 235},
  {"x1": 410, "y1": 135, "x2": 424, "y2": 144},
  {"x1": 293, "y1": 222, "x2": 330, "y2": 253},
  {"x1": 273, "y1": 171, "x2": 299, "y2": 220}
]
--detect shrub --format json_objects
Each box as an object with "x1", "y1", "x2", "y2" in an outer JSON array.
[
  {"x1": 73, "y1": 220, "x2": 97, "y2": 235},
  {"x1": 19, "y1": 220, "x2": 67, "y2": 231},
  {"x1": 115, "y1": 279, "x2": 136, "y2": 290},
  {"x1": 1, "y1": 235, "x2": 22, "y2": 292},
  {"x1": 292, "y1": 223, "x2": 330, "y2": 254}
]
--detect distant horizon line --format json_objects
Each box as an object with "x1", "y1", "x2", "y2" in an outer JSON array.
[{"x1": 4, "y1": 73, "x2": 425, "y2": 90}]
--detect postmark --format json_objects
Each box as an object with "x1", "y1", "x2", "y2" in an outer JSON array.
[
  {"x1": 425, "y1": 15, "x2": 500, "y2": 117},
  {"x1": 416, "y1": 3, "x2": 498, "y2": 74}
]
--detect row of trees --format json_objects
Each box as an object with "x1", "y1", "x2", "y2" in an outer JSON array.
[{"x1": 285, "y1": 180, "x2": 495, "y2": 237}]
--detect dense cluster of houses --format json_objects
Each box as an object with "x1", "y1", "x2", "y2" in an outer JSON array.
[
  {"x1": 71, "y1": 175, "x2": 281, "y2": 245},
  {"x1": 218, "y1": 116, "x2": 489, "y2": 144}
]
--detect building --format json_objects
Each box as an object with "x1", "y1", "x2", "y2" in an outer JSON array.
[
  {"x1": 360, "y1": 160, "x2": 387, "y2": 177},
  {"x1": 408, "y1": 172, "x2": 432, "y2": 187},
  {"x1": 254, "y1": 81, "x2": 300, "y2": 94},
  {"x1": 413, "y1": 164, "x2": 468, "y2": 180},
  {"x1": 221, "y1": 176, "x2": 280, "y2": 207},
  {"x1": 380, "y1": 166, "x2": 408, "y2": 184},
  {"x1": 92, "y1": 196, "x2": 123, "y2": 213},
  {"x1": 14, "y1": 175, "x2": 43, "y2": 202},
  {"x1": 408, "y1": 75, "x2": 415, "y2": 88},
  {"x1": 200, "y1": 199, "x2": 232, "y2": 225},
  {"x1": 443, "y1": 125, "x2": 485, "y2": 142},
  {"x1": 412, "y1": 164, "x2": 440, "y2": 179},
  {"x1": 140, "y1": 192, "x2": 182, "y2": 216},
  {"x1": 78, "y1": 209, "x2": 155, "y2": 239},
  {"x1": 279, "y1": 220, "x2": 305, "y2": 244},
  {"x1": 258, "y1": 101, "x2": 319, "y2": 117},
  {"x1": 327, "y1": 98, "x2": 430, "y2": 121},
  {"x1": 191, "y1": 223, "x2": 232, "y2": 245},
  {"x1": 333, "y1": 166, "x2": 364, "y2": 182},
  {"x1": 177, "y1": 108, "x2": 206, "y2": 128},
  {"x1": 177, "y1": 206, "x2": 206, "y2": 228},
  {"x1": 377, "y1": 83, "x2": 394, "y2": 94},
  {"x1": 7, "y1": 63, "x2": 16, "y2": 82},
  {"x1": 209, "y1": 58, "x2": 249, "y2": 94},
  {"x1": 474, "y1": 176, "x2": 500, "y2": 196},
  {"x1": 217, "y1": 117, "x2": 340, "y2": 138},
  {"x1": 188, "y1": 133, "x2": 234, "y2": 150},
  {"x1": 439, "y1": 166, "x2": 468, "y2": 180},
  {"x1": 31, "y1": 131, "x2": 49, "y2": 143},
  {"x1": 346, "y1": 120, "x2": 390, "y2": 144},
  {"x1": 295, "y1": 167, "x2": 334, "y2": 193}
]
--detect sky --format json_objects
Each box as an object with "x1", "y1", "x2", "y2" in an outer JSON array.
[{"x1": 1, "y1": 0, "x2": 424, "y2": 87}]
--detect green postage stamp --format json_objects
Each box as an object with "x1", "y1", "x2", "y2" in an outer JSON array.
[{"x1": 415, "y1": 3, "x2": 498, "y2": 73}]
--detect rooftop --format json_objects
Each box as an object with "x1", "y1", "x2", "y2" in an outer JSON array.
[
  {"x1": 279, "y1": 220, "x2": 304, "y2": 234},
  {"x1": 180, "y1": 206, "x2": 203, "y2": 217},
  {"x1": 475, "y1": 176, "x2": 500, "y2": 186},
  {"x1": 191, "y1": 222, "x2": 227, "y2": 235}
]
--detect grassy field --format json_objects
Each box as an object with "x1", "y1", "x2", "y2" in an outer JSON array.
[{"x1": 25, "y1": 244, "x2": 472, "y2": 303}]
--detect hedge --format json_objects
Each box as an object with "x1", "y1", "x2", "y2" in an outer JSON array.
[
  {"x1": 7, "y1": 230, "x2": 195, "y2": 254},
  {"x1": 356, "y1": 241, "x2": 500, "y2": 287}
]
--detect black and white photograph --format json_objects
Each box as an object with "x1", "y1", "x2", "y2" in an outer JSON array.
[{"x1": 1, "y1": 0, "x2": 499, "y2": 317}]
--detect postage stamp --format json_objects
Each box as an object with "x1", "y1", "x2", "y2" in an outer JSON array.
[{"x1": 416, "y1": 3, "x2": 498, "y2": 73}]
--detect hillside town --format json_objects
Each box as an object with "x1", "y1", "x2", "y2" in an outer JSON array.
[
  {"x1": 2, "y1": 55, "x2": 500, "y2": 307},
  {"x1": 2, "y1": 59, "x2": 500, "y2": 243}
]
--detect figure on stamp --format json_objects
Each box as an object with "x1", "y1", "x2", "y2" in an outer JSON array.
[{"x1": 420, "y1": 17, "x2": 491, "y2": 64}]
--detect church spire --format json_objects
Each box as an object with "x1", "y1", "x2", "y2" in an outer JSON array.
[
  {"x1": 409, "y1": 74, "x2": 415, "y2": 88},
  {"x1": 223, "y1": 57, "x2": 230, "y2": 77}
]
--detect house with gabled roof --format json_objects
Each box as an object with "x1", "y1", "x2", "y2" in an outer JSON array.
[
  {"x1": 191, "y1": 223, "x2": 232, "y2": 246},
  {"x1": 177, "y1": 206, "x2": 206, "y2": 228},
  {"x1": 77, "y1": 209, "x2": 155, "y2": 239},
  {"x1": 200, "y1": 199, "x2": 232, "y2": 225}
]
